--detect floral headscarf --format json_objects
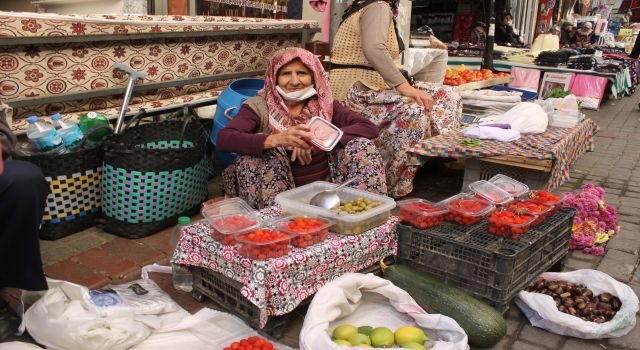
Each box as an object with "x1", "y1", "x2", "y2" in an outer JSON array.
[{"x1": 260, "y1": 47, "x2": 333, "y2": 134}]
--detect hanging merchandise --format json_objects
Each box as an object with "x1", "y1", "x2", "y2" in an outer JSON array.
[{"x1": 534, "y1": 0, "x2": 556, "y2": 38}]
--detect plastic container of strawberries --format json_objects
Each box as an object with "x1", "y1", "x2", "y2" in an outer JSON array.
[
  {"x1": 397, "y1": 198, "x2": 448, "y2": 229},
  {"x1": 468, "y1": 180, "x2": 514, "y2": 206},
  {"x1": 201, "y1": 198, "x2": 260, "y2": 245},
  {"x1": 487, "y1": 208, "x2": 538, "y2": 239},
  {"x1": 441, "y1": 193, "x2": 495, "y2": 226},
  {"x1": 507, "y1": 199, "x2": 553, "y2": 226},
  {"x1": 274, "y1": 216, "x2": 334, "y2": 248},
  {"x1": 526, "y1": 190, "x2": 568, "y2": 215},
  {"x1": 488, "y1": 174, "x2": 530, "y2": 198},
  {"x1": 234, "y1": 227, "x2": 292, "y2": 260}
]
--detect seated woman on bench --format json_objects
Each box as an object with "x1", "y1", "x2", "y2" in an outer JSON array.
[{"x1": 217, "y1": 47, "x2": 386, "y2": 209}]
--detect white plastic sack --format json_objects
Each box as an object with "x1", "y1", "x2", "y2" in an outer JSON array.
[
  {"x1": 515, "y1": 269, "x2": 639, "y2": 339},
  {"x1": 0, "y1": 342, "x2": 43, "y2": 350},
  {"x1": 25, "y1": 279, "x2": 155, "y2": 350},
  {"x1": 299, "y1": 273, "x2": 468, "y2": 350},
  {"x1": 480, "y1": 102, "x2": 548, "y2": 134},
  {"x1": 109, "y1": 278, "x2": 180, "y2": 315}
]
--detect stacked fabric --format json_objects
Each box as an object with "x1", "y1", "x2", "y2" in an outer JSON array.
[
  {"x1": 461, "y1": 90, "x2": 523, "y2": 116},
  {"x1": 535, "y1": 50, "x2": 572, "y2": 67},
  {"x1": 567, "y1": 55, "x2": 598, "y2": 70}
]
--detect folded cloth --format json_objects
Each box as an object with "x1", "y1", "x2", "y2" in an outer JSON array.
[
  {"x1": 460, "y1": 90, "x2": 523, "y2": 103},
  {"x1": 462, "y1": 125, "x2": 520, "y2": 142}
]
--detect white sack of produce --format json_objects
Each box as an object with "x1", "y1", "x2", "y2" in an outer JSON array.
[
  {"x1": 480, "y1": 102, "x2": 548, "y2": 134},
  {"x1": 25, "y1": 279, "x2": 155, "y2": 350},
  {"x1": 515, "y1": 269, "x2": 639, "y2": 339},
  {"x1": 299, "y1": 273, "x2": 468, "y2": 350}
]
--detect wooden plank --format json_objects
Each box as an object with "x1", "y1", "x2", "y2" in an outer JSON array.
[
  {"x1": 456, "y1": 76, "x2": 515, "y2": 91},
  {"x1": 480, "y1": 155, "x2": 553, "y2": 172}
]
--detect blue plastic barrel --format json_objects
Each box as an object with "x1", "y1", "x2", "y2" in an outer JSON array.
[{"x1": 211, "y1": 78, "x2": 265, "y2": 167}]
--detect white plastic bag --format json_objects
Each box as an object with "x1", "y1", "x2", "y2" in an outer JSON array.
[
  {"x1": 480, "y1": 102, "x2": 548, "y2": 134},
  {"x1": 299, "y1": 273, "x2": 468, "y2": 350},
  {"x1": 515, "y1": 269, "x2": 639, "y2": 339},
  {"x1": 109, "y1": 278, "x2": 180, "y2": 315}
]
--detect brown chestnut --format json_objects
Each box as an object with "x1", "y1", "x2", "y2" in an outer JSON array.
[
  {"x1": 568, "y1": 307, "x2": 577, "y2": 315},
  {"x1": 577, "y1": 302, "x2": 587, "y2": 310},
  {"x1": 558, "y1": 305, "x2": 568, "y2": 313},
  {"x1": 570, "y1": 287, "x2": 582, "y2": 296},
  {"x1": 563, "y1": 298, "x2": 576, "y2": 307},
  {"x1": 574, "y1": 295, "x2": 586, "y2": 304},
  {"x1": 593, "y1": 316, "x2": 606, "y2": 323},
  {"x1": 611, "y1": 297, "x2": 622, "y2": 311},
  {"x1": 554, "y1": 287, "x2": 564, "y2": 295},
  {"x1": 583, "y1": 289, "x2": 593, "y2": 298},
  {"x1": 547, "y1": 282, "x2": 559, "y2": 291},
  {"x1": 599, "y1": 293, "x2": 612, "y2": 303},
  {"x1": 560, "y1": 292, "x2": 572, "y2": 298},
  {"x1": 598, "y1": 302, "x2": 613, "y2": 311}
]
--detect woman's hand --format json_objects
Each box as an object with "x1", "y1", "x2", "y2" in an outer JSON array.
[
  {"x1": 291, "y1": 146, "x2": 313, "y2": 165},
  {"x1": 263, "y1": 125, "x2": 313, "y2": 150},
  {"x1": 395, "y1": 82, "x2": 433, "y2": 110}
]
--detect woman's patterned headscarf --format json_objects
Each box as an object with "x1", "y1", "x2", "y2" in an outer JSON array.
[{"x1": 260, "y1": 47, "x2": 333, "y2": 134}]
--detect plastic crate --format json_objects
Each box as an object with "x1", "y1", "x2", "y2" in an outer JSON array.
[
  {"x1": 191, "y1": 261, "x2": 385, "y2": 338},
  {"x1": 462, "y1": 158, "x2": 550, "y2": 192},
  {"x1": 397, "y1": 208, "x2": 575, "y2": 311}
]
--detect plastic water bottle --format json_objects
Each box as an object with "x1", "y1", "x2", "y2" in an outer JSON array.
[
  {"x1": 172, "y1": 216, "x2": 193, "y2": 292},
  {"x1": 26, "y1": 116, "x2": 66, "y2": 154},
  {"x1": 51, "y1": 113, "x2": 84, "y2": 148},
  {"x1": 78, "y1": 111, "x2": 110, "y2": 142}
]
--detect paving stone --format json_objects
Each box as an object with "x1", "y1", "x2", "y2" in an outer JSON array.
[
  {"x1": 605, "y1": 236, "x2": 640, "y2": 255},
  {"x1": 569, "y1": 250, "x2": 603, "y2": 263},
  {"x1": 597, "y1": 250, "x2": 638, "y2": 282},
  {"x1": 41, "y1": 245, "x2": 80, "y2": 266},
  {"x1": 99, "y1": 237, "x2": 166, "y2": 267},
  {"x1": 518, "y1": 325, "x2": 563, "y2": 349},
  {"x1": 511, "y1": 340, "x2": 549, "y2": 350},
  {"x1": 64, "y1": 233, "x2": 110, "y2": 252},
  {"x1": 506, "y1": 315, "x2": 524, "y2": 336},
  {"x1": 608, "y1": 315, "x2": 640, "y2": 349},
  {"x1": 75, "y1": 246, "x2": 139, "y2": 278},
  {"x1": 136, "y1": 226, "x2": 173, "y2": 256},
  {"x1": 561, "y1": 339, "x2": 613, "y2": 350},
  {"x1": 565, "y1": 257, "x2": 597, "y2": 270},
  {"x1": 44, "y1": 260, "x2": 109, "y2": 289},
  {"x1": 472, "y1": 336, "x2": 513, "y2": 350},
  {"x1": 604, "y1": 182, "x2": 625, "y2": 190}
]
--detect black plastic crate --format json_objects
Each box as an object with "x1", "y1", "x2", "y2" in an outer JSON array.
[
  {"x1": 191, "y1": 261, "x2": 384, "y2": 338},
  {"x1": 397, "y1": 208, "x2": 575, "y2": 309}
]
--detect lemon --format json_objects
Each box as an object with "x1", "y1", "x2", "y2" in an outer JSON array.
[
  {"x1": 333, "y1": 325, "x2": 358, "y2": 340},
  {"x1": 356, "y1": 345, "x2": 373, "y2": 348},
  {"x1": 401, "y1": 342, "x2": 427, "y2": 350},
  {"x1": 334, "y1": 339, "x2": 352, "y2": 346},
  {"x1": 395, "y1": 326, "x2": 429, "y2": 346},
  {"x1": 348, "y1": 333, "x2": 371, "y2": 346},
  {"x1": 370, "y1": 327, "x2": 395, "y2": 348},
  {"x1": 358, "y1": 326, "x2": 374, "y2": 336}
]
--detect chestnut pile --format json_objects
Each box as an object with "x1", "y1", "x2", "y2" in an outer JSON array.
[{"x1": 525, "y1": 278, "x2": 622, "y2": 323}]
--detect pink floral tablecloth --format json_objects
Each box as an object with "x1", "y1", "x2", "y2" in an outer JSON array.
[{"x1": 172, "y1": 206, "x2": 399, "y2": 328}]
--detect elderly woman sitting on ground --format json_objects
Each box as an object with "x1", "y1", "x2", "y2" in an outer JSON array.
[{"x1": 217, "y1": 47, "x2": 387, "y2": 209}]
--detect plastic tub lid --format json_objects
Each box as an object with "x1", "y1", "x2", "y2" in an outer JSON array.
[
  {"x1": 234, "y1": 227, "x2": 291, "y2": 245},
  {"x1": 488, "y1": 174, "x2": 530, "y2": 197},
  {"x1": 441, "y1": 193, "x2": 495, "y2": 216},
  {"x1": 468, "y1": 180, "x2": 514, "y2": 205},
  {"x1": 201, "y1": 198, "x2": 259, "y2": 235},
  {"x1": 507, "y1": 199, "x2": 553, "y2": 216},
  {"x1": 308, "y1": 117, "x2": 343, "y2": 152},
  {"x1": 273, "y1": 216, "x2": 334, "y2": 236},
  {"x1": 397, "y1": 198, "x2": 448, "y2": 215},
  {"x1": 489, "y1": 208, "x2": 538, "y2": 227},
  {"x1": 526, "y1": 190, "x2": 568, "y2": 206}
]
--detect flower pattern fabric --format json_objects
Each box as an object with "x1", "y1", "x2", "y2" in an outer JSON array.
[
  {"x1": 345, "y1": 82, "x2": 462, "y2": 197},
  {"x1": 172, "y1": 206, "x2": 398, "y2": 328},
  {"x1": 223, "y1": 138, "x2": 387, "y2": 209}
]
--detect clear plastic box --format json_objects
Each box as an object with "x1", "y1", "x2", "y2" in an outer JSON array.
[
  {"x1": 397, "y1": 198, "x2": 448, "y2": 229},
  {"x1": 441, "y1": 193, "x2": 495, "y2": 226},
  {"x1": 488, "y1": 174, "x2": 530, "y2": 197},
  {"x1": 274, "y1": 181, "x2": 396, "y2": 235},
  {"x1": 487, "y1": 208, "x2": 538, "y2": 239},
  {"x1": 468, "y1": 180, "x2": 514, "y2": 206},
  {"x1": 274, "y1": 216, "x2": 333, "y2": 248},
  {"x1": 308, "y1": 117, "x2": 343, "y2": 152},
  {"x1": 507, "y1": 199, "x2": 553, "y2": 226},
  {"x1": 234, "y1": 227, "x2": 291, "y2": 260},
  {"x1": 201, "y1": 198, "x2": 259, "y2": 245},
  {"x1": 526, "y1": 190, "x2": 568, "y2": 215}
]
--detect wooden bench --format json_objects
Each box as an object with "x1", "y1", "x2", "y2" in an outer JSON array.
[{"x1": 0, "y1": 12, "x2": 319, "y2": 133}]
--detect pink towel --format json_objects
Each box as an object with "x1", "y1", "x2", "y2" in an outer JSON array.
[
  {"x1": 508, "y1": 67, "x2": 542, "y2": 91},
  {"x1": 309, "y1": 0, "x2": 331, "y2": 42}
]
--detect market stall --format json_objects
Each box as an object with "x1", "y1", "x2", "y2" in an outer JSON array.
[{"x1": 408, "y1": 119, "x2": 600, "y2": 190}]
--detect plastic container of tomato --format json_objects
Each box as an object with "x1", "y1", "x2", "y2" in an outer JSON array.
[
  {"x1": 201, "y1": 198, "x2": 259, "y2": 245},
  {"x1": 468, "y1": 180, "x2": 514, "y2": 206},
  {"x1": 397, "y1": 199, "x2": 448, "y2": 229},
  {"x1": 487, "y1": 208, "x2": 538, "y2": 239},
  {"x1": 234, "y1": 227, "x2": 292, "y2": 260},
  {"x1": 526, "y1": 190, "x2": 568, "y2": 215},
  {"x1": 507, "y1": 199, "x2": 553, "y2": 226},
  {"x1": 274, "y1": 216, "x2": 334, "y2": 248},
  {"x1": 441, "y1": 193, "x2": 495, "y2": 226},
  {"x1": 308, "y1": 117, "x2": 343, "y2": 151},
  {"x1": 488, "y1": 174, "x2": 530, "y2": 198}
]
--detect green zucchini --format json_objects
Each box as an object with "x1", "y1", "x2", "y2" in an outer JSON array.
[{"x1": 382, "y1": 263, "x2": 507, "y2": 348}]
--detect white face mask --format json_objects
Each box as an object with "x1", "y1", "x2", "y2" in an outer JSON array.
[{"x1": 276, "y1": 85, "x2": 317, "y2": 102}]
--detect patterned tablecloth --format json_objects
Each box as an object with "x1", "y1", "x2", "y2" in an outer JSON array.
[
  {"x1": 407, "y1": 118, "x2": 600, "y2": 189},
  {"x1": 172, "y1": 206, "x2": 399, "y2": 328}
]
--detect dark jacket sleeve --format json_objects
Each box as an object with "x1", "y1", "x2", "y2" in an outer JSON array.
[
  {"x1": 0, "y1": 108, "x2": 16, "y2": 159},
  {"x1": 331, "y1": 101, "x2": 379, "y2": 145},
  {"x1": 215, "y1": 105, "x2": 269, "y2": 156}
]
